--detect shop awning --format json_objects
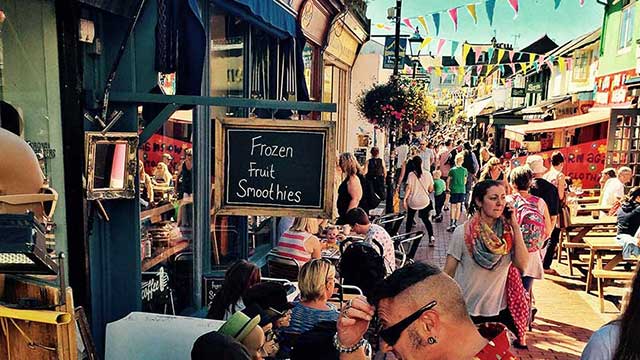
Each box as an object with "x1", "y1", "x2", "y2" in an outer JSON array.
[
  {"x1": 504, "y1": 110, "x2": 610, "y2": 142},
  {"x1": 518, "y1": 96, "x2": 572, "y2": 121},
  {"x1": 212, "y1": 0, "x2": 296, "y2": 39},
  {"x1": 466, "y1": 97, "x2": 493, "y2": 118}
]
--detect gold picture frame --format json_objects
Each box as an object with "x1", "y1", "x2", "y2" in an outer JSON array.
[{"x1": 85, "y1": 131, "x2": 138, "y2": 200}]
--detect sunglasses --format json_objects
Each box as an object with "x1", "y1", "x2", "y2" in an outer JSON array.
[{"x1": 377, "y1": 300, "x2": 437, "y2": 346}]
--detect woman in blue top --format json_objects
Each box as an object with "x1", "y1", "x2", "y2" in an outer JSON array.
[{"x1": 287, "y1": 259, "x2": 339, "y2": 334}]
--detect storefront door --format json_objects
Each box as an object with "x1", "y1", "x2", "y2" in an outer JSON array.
[{"x1": 606, "y1": 108, "x2": 640, "y2": 186}]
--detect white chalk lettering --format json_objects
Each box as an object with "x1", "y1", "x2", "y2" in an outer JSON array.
[
  {"x1": 250, "y1": 136, "x2": 294, "y2": 158},
  {"x1": 247, "y1": 162, "x2": 276, "y2": 179},
  {"x1": 235, "y1": 179, "x2": 302, "y2": 204}
]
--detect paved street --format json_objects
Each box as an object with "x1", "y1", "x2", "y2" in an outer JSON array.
[{"x1": 409, "y1": 207, "x2": 621, "y2": 359}]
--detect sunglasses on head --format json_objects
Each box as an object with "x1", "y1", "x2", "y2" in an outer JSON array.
[{"x1": 377, "y1": 300, "x2": 437, "y2": 346}]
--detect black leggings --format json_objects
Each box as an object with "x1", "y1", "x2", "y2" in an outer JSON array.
[{"x1": 406, "y1": 203, "x2": 434, "y2": 238}]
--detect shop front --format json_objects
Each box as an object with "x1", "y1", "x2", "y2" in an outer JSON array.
[{"x1": 323, "y1": 10, "x2": 369, "y2": 151}]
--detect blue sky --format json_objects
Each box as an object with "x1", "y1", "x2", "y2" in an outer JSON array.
[{"x1": 366, "y1": 0, "x2": 605, "y2": 50}]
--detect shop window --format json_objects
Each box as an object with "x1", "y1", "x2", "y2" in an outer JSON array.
[
  {"x1": 619, "y1": 3, "x2": 634, "y2": 50},
  {"x1": 139, "y1": 109, "x2": 194, "y2": 314},
  {"x1": 572, "y1": 49, "x2": 592, "y2": 82}
]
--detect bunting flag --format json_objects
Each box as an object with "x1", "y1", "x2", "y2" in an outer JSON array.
[
  {"x1": 448, "y1": 8, "x2": 459, "y2": 32},
  {"x1": 507, "y1": 0, "x2": 519, "y2": 18},
  {"x1": 417, "y1": 16, "x2": 429, "y2": 34},
  {"x1": 538, "y1": 55, "x2": 545, "y2": 68},
  {"x1": 458, "y1": 66, "x2": 466, "y2": 77},
  {"x1": 451, "y1": 41, "x2": 460, "y2": 57},
  {"x1": 509, "y1": 63, "x2": 516, "y2": 74},
  {"x1": 432, "y1": 13, "x2": 441, "y2": 36},
  {"x1": 436, "y1": 38, "x2": 447, "y2": 55},
  {"x1": 533, "y1": 60, "x2": 539, "y2": 72},
  {"x1": 402, "y1": 18, "x2": 415, "y2": 31},
  {"x1": 485, "y1": 0, "x2": 497, "y2": 26},
  {"x1": 474, "y1": 47, "x2": 483, "y2": 63},
  {"x1": 499, "y1": 64, "x2": 505, "y2": 74},
  {"x1": 486, "y1": 64, "x2": 494, "y2": 73},
  {"x1": 487, "y1": 47, "x2": 495, "y2": 61},
  {"x1": 521, "y1": 62, "x2": 528, "y2": 73},
  {"x1": 375, "y1": 23, "x2": 392, "y2": 31},
  {"x1": 501, "y1": 78, "x2": 506, "y2": 85},
  {"x1": 554, "y1": 0, "x2": 562, "y2": 10},
  {"x1": 466, "y1": 4, "x2": 478, "y2": 24},
  {"x1": 434, "y1": 66, "x2": 443, "y2": 76},
  {"x1": 476, "y1": 64, "x2": 483, "y2": 73},
  {"x1": 497, "y1": 48, "x2": 505, "y2": 62},
  {"x1": 580, "y1": 0, "x2": 584, "y2": 6},
  {"x1": 558, "y1": 57, "x2": 566, "y2": 73},
  {"x1": 529, "y1": 53, "x2": 536, "y2": 66},
  {"x1": 441, "y1": 73, "x2": 449, "y2": 83},
  {"x1": 463, "y1": 44, "x2": 471, "y2": 61},
  {"x1": 419, "y1": 37, "x2": 433, "y2": 50},
  {"x1": 508, "y1": 51, "x2": 515, "y2": 63},
  {"x1": 567, "y1": 57, "x2": 574, "y2": 70}
]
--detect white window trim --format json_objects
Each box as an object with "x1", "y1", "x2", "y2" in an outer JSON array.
[{"x1": 618, "y1": 3, "x2": 635, "y2": 51}]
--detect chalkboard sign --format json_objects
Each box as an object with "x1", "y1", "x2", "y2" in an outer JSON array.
[
  {"x1": 202, "y1": 275, "x2": 226, "y2": 307},
  {"x1": 214, "y1": 118, "x2": 336, "y2": 217},
  {"x1": 141, "y1": 267, "x2": 175, "y2": 315}
]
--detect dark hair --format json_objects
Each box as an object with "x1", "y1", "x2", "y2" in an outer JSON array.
[
  {"x1": 344, "y1": 207, "x2": 370, "y2": 226},
  {"x1": 612, "y1": 266, "x2": 640, "y2": 360},
  {"x1": 551, "y1": 151, "x2": 564, "y2": 166},
  {"x1": 445, "y1": 139, "x2": 452, "y2": 147},
  {"x1": 463, "y1": 142, "x2": 472, "y2": 151},
  {"x1": 191, "y1": 332, "x2": 251, "y2": 360},
  {"x1": 412, "y1": 155, "x2": 423, "y2": 178},
  {"x1": 623, "y1": 186, "x2": 640, "y2": 205},
  {"x1": 603, "y1": 168, "x2": 617, "y2": 178},
  {"x1": 207, "y1": 260, "x2": 261, "y2": 320},
  {"x1": 468, "y1": 180, "x2": 504, "y2": 216},
  {"x1": 371, "y1": 262, "x2": 441, "y2": 304},
  {"x1": 456, "y1": 139, "x2": 463, "y2": 146},
  {"x1": 509, "y1": 166, "x2": 533, "y2": 191},
  {"x1": 370, "y1": 147, "x2": 380, "y2": 157}
]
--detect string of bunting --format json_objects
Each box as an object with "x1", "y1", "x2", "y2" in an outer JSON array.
[{"x1": 374, "y1": 0, "x2": 584, "y2": 36}]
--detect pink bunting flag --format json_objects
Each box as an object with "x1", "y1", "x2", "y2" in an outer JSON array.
[
  {"x1": 580, "y1": 0, "x2": 585, "y2": 6},
  {"x1": 538, "y1": 55, "x2": 545, "y2": 67},
  {"x1": 508, "y1": 51, "x2": 515, "y2": 63},
  {"x1": 509, "y1": 63, "x2": 516, "y2": 74},
  {"x1": 448, "y1": 8, "x2": 459, "y2": 32},
  {"x1": 567, "y1": 57, "x2": 574, "y2": 70},
  {"x1": 402, "y1": 18, "x2": 415, "y2": 31},
  {"x1": 507, "y1": 0, "x2": 519, "y2": 18},
  {"x1": 474, "y1": 47, "x2": 483, "y2": 63},
  {"x1": 476, "y1": 64, "x2": 483, "y2": 73},
  {"x1": 436, "y1": 39, "x2": 447, "y2": 56}
]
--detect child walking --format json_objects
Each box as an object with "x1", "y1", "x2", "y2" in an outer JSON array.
[{"x1": 432, "y1": 170, "x2": 446, "y2": 223}]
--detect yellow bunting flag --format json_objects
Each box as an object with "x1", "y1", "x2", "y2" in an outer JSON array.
[
  {"x1": 529, "y1": 53, "x2": 535, "y2": 66},
  {"x1": 486, "y1": 64, "x2": 494, "y2": 73},
  {"x1": 435, "y1": 66, "x2": 442, "y2": 77},
  {"x1": 420, "y1": 37, "x2": 433, "y2": 50},
  {"x1": 375, "y1": 23, "x2": 386, "y2": 29},
  {"x1": 462, "y1": 44, "x2": 471, "y2": 60},
  {"x1": 466, "y1": 4, "x2": 478, "y2": 24},
  {"x1": 559, "y1": 57, "x2": 566, "y2": 73},
  {"x1": 521, "y1": 62, "x2": 528, "y2": 73},
  {"x1": 417, "y1": 16, "x2": 429, "y2": 34},
  {"x1": 501, "y1": 78, "x2": 506, "y2": 85},
  {"x1": 498, "y1": 49, "x2": 505, "y2": 62}
]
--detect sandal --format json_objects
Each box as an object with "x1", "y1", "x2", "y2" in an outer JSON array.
[{"x1": 544, "y1": 268, "x2": 559, "y2": 276}]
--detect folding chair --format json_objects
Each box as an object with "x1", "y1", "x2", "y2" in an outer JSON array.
[
  {"x1": 391, "y1": 231, "x2": 425, "y2": 266},
  {"x1": 373, "y1": 212, "x2": 406, "y2": 237},
  {"x1": 266, "y1": 253, "x2": 301, "y2": 281}
]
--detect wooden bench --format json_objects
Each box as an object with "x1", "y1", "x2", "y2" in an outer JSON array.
[{"x1": 593, "y1": 269, "x2": 636, "y2": 312}]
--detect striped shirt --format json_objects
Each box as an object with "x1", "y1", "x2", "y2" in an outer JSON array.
[
  {"x1": 276, "y1": 230, "x2": 313, "y2": 264},
  {"x1": 286, "y1": 302, "x2": 339, "y2": 334}
]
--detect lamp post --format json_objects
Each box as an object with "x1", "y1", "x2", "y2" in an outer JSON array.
[
  {"x1": 385, "y1": 0, "x2": 402, "y2": 214},
  {"x1": 408, "y1": 28, "x2": 424, "y2": 79}
]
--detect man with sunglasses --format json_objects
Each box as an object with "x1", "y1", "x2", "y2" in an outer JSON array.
[{"x1": 334, "y1": 262, "x2": 516, "y2": 360}]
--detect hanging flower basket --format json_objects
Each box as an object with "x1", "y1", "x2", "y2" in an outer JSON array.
[{"x1": 355, "y1": 78, "x2": 437, "y2": 130}]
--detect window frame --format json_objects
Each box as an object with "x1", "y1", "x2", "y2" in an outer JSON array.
[
  {"x1": 618, "y1": 2, "x2": 635, "y2": 50},
  {"x1": 572, "y1": 49, "x2": 592, "y2": 82}
]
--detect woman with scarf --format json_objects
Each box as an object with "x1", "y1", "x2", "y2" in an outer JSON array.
[{"x1": 444, "y1": 180, "x2": 530, "y2": 348}]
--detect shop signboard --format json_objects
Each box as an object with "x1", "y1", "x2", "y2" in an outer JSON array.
[
  {"x1": 141, "y1": 267, "x2": 174, "y2": 314},
  {"x1": 140, "y1": 133, "x2": 191, "y2": 175},
  {"x1": 511, "y1": 87, "x2": 526, "y2": 97},
  {"x1": 214, "y1": 118, "x2": 336, "y2": 217},
  {"x1": 383, "y1": 36, "x2": 406, "y2": 70},
  {"x1": 511, "y1": 139, "x2": 607, "y2": 188},
  {"x1": 595, "y1": 69, "x2": 636, "y2": 106},
  {"x1": 526, "y1": 82, "x2": 543, "y2": 94}
]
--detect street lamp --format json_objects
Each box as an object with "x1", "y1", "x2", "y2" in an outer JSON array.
[{"x1": 408, "y1": 28, "x2": 424, "y2": 79}]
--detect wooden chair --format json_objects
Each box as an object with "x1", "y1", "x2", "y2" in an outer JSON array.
[
  {"x1": 266, "y1": 253, "x2": 301, "y2": 281},
  {"x1": 391, "y1": 231, "x2": 425, "y2": 266}
]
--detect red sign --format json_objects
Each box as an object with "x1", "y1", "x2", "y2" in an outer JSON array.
[
  {"x1": 511, "y1": 139, "x2": 607, "y2": 189},
  {"x1": 140, "y1": 134, "x2": 192, "y2": 175},
  {"x1": 595, "y1": 69, "x2": 636, "y2": 106}
]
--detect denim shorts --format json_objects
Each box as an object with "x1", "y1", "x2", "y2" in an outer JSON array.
[{"x1": 450, "y1": 193, "x2": 466, "y2": 204}]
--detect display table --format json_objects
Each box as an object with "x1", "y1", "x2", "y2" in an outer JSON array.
[{"x1": 105, "y1": 312, "x2": 224, "y2": 360}]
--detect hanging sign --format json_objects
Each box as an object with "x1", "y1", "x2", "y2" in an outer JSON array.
[
  {"x1": 526, "y1": 82, "x2": 543, "y2": 93},
  {"x1": 383, "y1": 36, "x2": 406, "y2": 69},
  {"x1": 214, "y1": 118, "x2": 336, "y2": 217},
  {"x1": 511, "y1": 87, "x2": 526, "y2": 97}
]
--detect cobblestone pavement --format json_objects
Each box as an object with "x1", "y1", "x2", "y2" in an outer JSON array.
[{"x1": 407, "y1": 206, "x2": 622, "y2": 360}]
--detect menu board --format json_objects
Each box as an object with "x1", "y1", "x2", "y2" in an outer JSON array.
[{"x1": 214, "y1": 118, "x2": 336, "y2": 217}]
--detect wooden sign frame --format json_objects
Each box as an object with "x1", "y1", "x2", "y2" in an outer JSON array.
[{"x1": 214, "y1": 118, "x2": 336, "y2": 218}]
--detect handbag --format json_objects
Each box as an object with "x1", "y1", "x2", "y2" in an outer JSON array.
[{"x1": 393, "y1": 190, "x2": 400, "y2": 213}]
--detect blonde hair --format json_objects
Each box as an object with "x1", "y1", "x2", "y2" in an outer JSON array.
[
  {"x1": 298, "y1": 259, "x2": 335, "y2": 301},
  {"x1": 433, "y1": 169, "x2": 442, "y2": 179},
  {"x1": 290, "y1": 217, "x2": 319, "y2": 234},
  {"x1": 479, "y1": 157, "x2": 502, "y2": 181},
  {"x1": 454, "y1": 153, "x2": 465, "y2": 166},
  {"x1": 339, "y1": 152, "x2": 361, "y2": 177}
]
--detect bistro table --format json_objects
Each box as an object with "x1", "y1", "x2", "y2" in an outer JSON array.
[
  {"x1": 584, "y1": 237, "x2": 623, "y2": 292},
  {"x1": 568, "y1": 215, "x2": 617, "y2": 243},
  {"x1": 576, "y1": 196, "x2": 600, "y2": 204}
]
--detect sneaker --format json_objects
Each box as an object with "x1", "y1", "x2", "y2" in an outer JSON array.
[
  {"x1": 434, "y1": 215, "x2": 443, "y2": 223},
  {"x1": 443, "y1": 206, "x2": 450, "y2": 211},
  {"x1": 446, "y1": 225, "x2": 455, "y2": 232},
  {"x1": 428, "y1": 236, "x2": 435, "y2": 247}
]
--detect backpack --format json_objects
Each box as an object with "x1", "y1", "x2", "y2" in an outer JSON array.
[
  {"x1": 511, "y1": 193, "x2": 546, "y2": 252},
  {"x1": 338, "y1": 238, "x2": 386, "y2": 298}
]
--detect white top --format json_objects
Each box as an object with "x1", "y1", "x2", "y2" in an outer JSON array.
[
  {"x1": 419, "y1": 148, "x2": 434, "y2": 171},
  {"x1": 581, "y1": 322, "x2": 620, "y2": 360},
  {"x1": 447, "y1": 225, "x2": 511, "y2": 317},
  {"x1": 366, "y1": 224, "x2": 397, "y2": 274},
  {"x1": 601, "y1": 178, "x2": 625, "y2": 207},
  {"x1": 396, "y1": 144, "x2": 409, "y2": 169},
  {"x1": 406, "y1": 171, "x2": 433, "y2": 210},
  {"x1": 543, "y1": 168, "x2": 561, "y2": 187},
  {"x1": 522, "y1": 249, "x2": 544, "y2": 279}
]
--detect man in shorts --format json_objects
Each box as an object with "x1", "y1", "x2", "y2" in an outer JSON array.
[{"x1": 447, "y1": 153, "x2": 468, "y2": 232}]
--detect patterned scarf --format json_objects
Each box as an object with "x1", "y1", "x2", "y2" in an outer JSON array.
[{"x1": 464, "y1": 214, "x2": 513, "y2": 270}]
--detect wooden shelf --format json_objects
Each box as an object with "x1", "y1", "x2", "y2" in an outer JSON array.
[
  {"x1": 141, "y1": 203, "x2": 175, "y2": 224},
  {"x1": 142, "y1": 241, "x2": 189, "y2": 272}
]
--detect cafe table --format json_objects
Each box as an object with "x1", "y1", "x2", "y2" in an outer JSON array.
[
  {"x1": 583, "y1": 237, "x2": 623, "y2": 292},
  {"x1": 576, "y1": 203, "x2": 612, "y2": 215},
  {"x1": 567, "y1": 214, "x2": 617, "y2": 243},
  {"x1": 575, "y1": 196, "x2": 600, "y2": 204}
]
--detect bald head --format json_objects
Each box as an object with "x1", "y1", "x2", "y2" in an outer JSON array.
[{"x1": 372, "y1": 262, "x2": 469, "y2": 322}]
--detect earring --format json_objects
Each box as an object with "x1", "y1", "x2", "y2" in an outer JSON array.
[{"x1": 427, "y1": 337, "x2": 437, "y2": 345}]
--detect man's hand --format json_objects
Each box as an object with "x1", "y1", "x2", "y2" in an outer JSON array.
[{"x1": 336, "y1": 296, "x2": 375, "y2": 348}]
